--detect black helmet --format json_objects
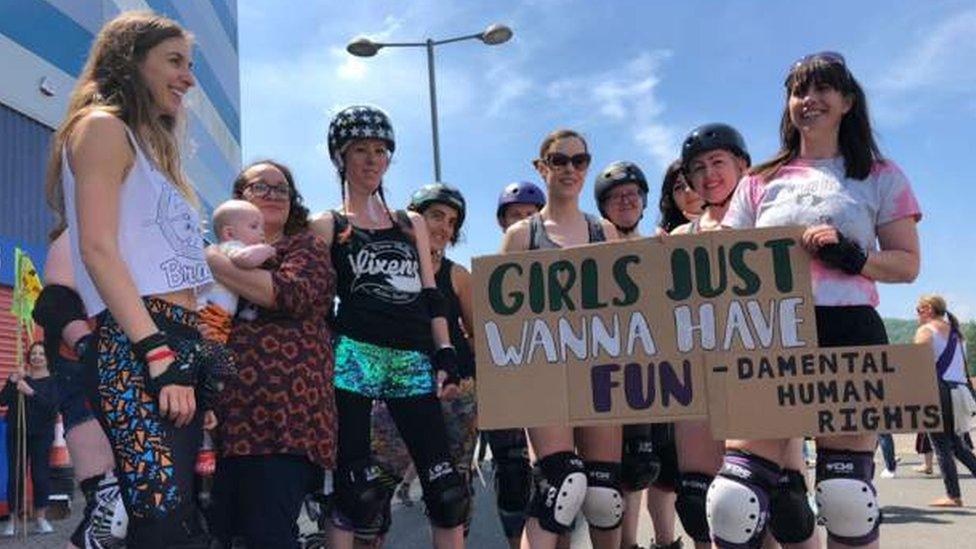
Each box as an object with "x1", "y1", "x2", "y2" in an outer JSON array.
[
  {"x1": 327, "y1": 105, "x2": 395, "y2": 171},
  {"x1": 408, "y1": 183, "x2": 466, "y2": 237},
  {"x1": 680, "y1": 123, "x2": 750, "y2": 170},
  {"x1": 594, "y1": 161, "x2": 648, "y2": 218}
]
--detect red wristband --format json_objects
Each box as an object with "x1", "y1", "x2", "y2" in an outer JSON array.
[{"x1": 145, "y1": 348, "x2": 175, "y2": 363}]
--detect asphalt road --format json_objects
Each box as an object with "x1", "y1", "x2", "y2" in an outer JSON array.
[{"x1": 4, "y1": 434, "x2": 974, "y2": 548}]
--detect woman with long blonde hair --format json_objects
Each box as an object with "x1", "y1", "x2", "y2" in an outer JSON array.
[
  {"x1": 45, "y1": 11, "x2": 215, "y2": 547},
  {"x1": 914, "y1": 294, "x2": 976, "y2": 507}
]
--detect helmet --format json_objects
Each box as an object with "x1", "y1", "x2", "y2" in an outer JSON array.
[
  {"x1": 680, "y1": 123, "x2": 750, "y2": 170},
  {"x1": 594, "y1": 161, "x2": 648, "y2": 218},
  {"x1": 408, "y1": 183, "x2": 467, "y2": 233},
  {"x1": 496, "y1": 181, "x2": 546, "y2": 222},
  {"x1": 327, "y1": 105, "x2": 395, "y2": 171}
]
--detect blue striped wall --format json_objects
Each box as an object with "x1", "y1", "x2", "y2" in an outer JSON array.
[{"x1": 0, "y1": 0, "x2": 241, "y2": 248}]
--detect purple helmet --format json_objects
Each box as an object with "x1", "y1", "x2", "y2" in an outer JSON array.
[{"x1": 496, "y1": 181, "x2": 546, "y2": 223}]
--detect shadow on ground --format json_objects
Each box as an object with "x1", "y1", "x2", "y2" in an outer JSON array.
[{"x1": 882, "y1": 505, "x2": 976, "y2": 525}]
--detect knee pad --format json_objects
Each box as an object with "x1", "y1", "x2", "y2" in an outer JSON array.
[
  {"x1": 333, "y1": 458, "x2": 400, "y2": 530},
  {"x1": 675, "y1": 473, "x2": 712, "y2": 543},
  {"x1": 528, "y1": 451, "x2": 588, "y2": 534},
  {"x1": 621, "y1": 433, "x2": 661, "y2": 491},
  {"x1": 581, "y1": 461, "x2": 624, "y2": 530},
  {"x1": 705, "y1": 452, "x2": 780, "y2": 549},
  {"x1": 815, "y1": 449, "x2": 881, "y2": 546},
  {"x1": 770, "y1": 468, "x2": 816, "y2": 543},
  {"x1": 421, "y1": 460, "x2": 472, "y2": 528}
]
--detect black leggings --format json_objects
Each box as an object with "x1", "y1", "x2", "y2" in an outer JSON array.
[
  {"x1": 929, "y1": 381, "x2": 976, "y2": 499},
  {"x1": 336, "y1": 388, "x2": 454, "y2": 498},
  {"x1": 5, "y1": 433, "x2": 53, "y2": 511}
]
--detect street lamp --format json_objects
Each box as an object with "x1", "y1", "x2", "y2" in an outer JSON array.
[{"x1": 346, "y1": 23, "x2": 514, "y2": 182}]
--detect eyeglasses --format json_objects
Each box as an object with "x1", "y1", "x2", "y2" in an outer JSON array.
[
  {"x1": 793, "y1": 51, "x2": 846, "y2": 69},
  {"x1": 244, "y1": 181, "x2": 292, "y2": 201},
  {"x1": 544, "y1": 153, "x2": 591, "y2": 170},
  {"x1": 606, "y1": 189, "x2": 642, "y2": 205}
]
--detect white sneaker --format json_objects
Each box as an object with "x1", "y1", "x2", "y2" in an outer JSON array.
[
  {"x1": 2, "y1": 520, "x2": 15, "y2": 537},
  {"x1": 880, "y1": 468, "x2": 896, "y2": 479},
  {"x1": 35, "y1": 517, "x2": 54, "y2": 535}
]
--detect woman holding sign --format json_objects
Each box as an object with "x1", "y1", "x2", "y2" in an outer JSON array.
[
  {"x1": 718, "y1": 52, "x2": 921, "y2": 549},
  {"x1": 312, "y1": 105, "x2": 468, "y2": 549},
  {"x1": 915, "y1": 294, "x2": 976, "y2": 507},
  {"x1": 669, "y1": 123, "x2": 756, "y2": 549},
  {"x1": 500, "y1": 129, "x2": 622, "y2": 549}
]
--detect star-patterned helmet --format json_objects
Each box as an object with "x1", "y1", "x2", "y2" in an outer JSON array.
[{"x1": 327, "y1": 105, "x2": 396, "y2": 170}]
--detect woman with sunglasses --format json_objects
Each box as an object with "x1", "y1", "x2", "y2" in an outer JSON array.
[
  {"x1": 312, "y1": 106, "x2": 468, "y2": 549},
  {"x1": 207, "y1": 159, "x2": 336, "y2": 547},
  {"x1": 500, "y1": 129, "x2": 622, "y2": 549},
  {"x1": 714, "y1": 52, "x2": 921, "y2": 549},
  {"x1": 668, "y1": 123, "x2": 754, "y2": 549}
]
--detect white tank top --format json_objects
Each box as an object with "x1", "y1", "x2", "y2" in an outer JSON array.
[
  {"x1": 62, "y1": 122, "x2": 213, "y2": 316},
  {"x1": 926, "y1": 325, "x2": 967, "y2": 384}
]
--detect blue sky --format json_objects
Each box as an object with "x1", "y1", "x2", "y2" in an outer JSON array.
[{"x1": 237, "y1": 0, "x2": 975, "y2": 320}]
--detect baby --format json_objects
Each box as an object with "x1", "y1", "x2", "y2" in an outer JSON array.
[{"x1": 199, "y1": 200, "x2": 276, "y2": 342}]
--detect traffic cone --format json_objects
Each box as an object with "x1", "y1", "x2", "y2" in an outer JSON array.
[{"x1": 47, "y1": 414, "x2": 73, "y2": 520}]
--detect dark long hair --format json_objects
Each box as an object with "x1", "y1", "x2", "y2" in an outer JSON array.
[
  {"x1": 658, "y1": 160, "x2": 692, "y2": 232},
  {"x1": 232, "y1": 160, "x2": 309, "y2": 236},
  {"x1": 752, "y1": 54, "x2": 883, "y2": 183}
]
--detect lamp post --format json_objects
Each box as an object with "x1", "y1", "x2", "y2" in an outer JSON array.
[{"x1": 347, "y1": 23, "x2": 513, "y2": 182}]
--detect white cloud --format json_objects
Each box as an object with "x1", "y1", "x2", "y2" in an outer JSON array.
[
  {"x1": 873, "y1": 7, "x2": 976, "y2": 126},
  {"x1": 546, "y1": 50, "x2": 678, "y2": 170}
]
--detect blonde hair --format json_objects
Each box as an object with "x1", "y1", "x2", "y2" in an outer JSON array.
[
  {"x1": 919, "y1": 293, "x2": 962, "y2": 335},
  {"x1": 44, "y1": 11, "x2": 197, "y2": 240},
  {"x1": 212, "y1": 199, "x2": 261, "y2": 240}
]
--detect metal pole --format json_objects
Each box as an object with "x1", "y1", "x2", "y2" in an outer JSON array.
[{"x1": 425, "y1": 39, "x2": 442, "y2": 182}]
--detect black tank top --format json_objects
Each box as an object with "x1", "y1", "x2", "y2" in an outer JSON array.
[
  {"x1": 528, "y1": 213, "x2": 606, "y2": 249},
  {"x1": 330, "y1": 210, "x2": 432, "y2": 352},
  {"x1": 435, "y1": 258, "x2": 475, "y2": 378}
]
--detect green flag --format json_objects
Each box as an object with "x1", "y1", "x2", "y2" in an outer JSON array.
[{"x1": 10, "y1": 247, "x2": 43, "y2": 325}]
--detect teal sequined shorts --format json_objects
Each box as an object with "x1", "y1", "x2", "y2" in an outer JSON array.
[{"x1": 334, "y1": 335, "x2": 436, "y2": 398}]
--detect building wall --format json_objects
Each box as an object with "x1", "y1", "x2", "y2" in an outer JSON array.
[{"x1": 0, "y1": 0, "x2": 239, "y2": 376}]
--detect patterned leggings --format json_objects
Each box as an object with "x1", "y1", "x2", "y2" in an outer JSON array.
[{"x1": 95, "y1": 298, "x2": 204, "y2": 547}]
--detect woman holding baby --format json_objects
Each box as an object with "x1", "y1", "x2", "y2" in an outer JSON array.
[{"x1": 207, "y1": 159, "x2": 337, "y2": 547}]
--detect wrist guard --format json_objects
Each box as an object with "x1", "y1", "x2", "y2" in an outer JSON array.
[
  {"x1": 816, "y1": 231, "x2": 867, "y2": 275},
  {"x1": 432, "y1": 346, "x2": 460, "y2": 388}
]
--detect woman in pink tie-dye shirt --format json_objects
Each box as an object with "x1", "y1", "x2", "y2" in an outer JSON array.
[{"x1": 710, "y1": 52, "x2": 921, "y2": 549}]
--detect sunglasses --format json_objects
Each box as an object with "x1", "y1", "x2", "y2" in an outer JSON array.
[
  {"x1": 793, "y1": 50, "x2": 846, "y2": 69},
  {"x1": 544, "y1": 153, "x2": 591, "y2": 169},
  {"x1": 244, "y1": 181, "x2": 292, "y2": 201}
]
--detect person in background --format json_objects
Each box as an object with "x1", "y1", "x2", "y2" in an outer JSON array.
[
  {"x1": 31, "y1": 229, "x2": 127, "y2": 548},
  {"x1": 594, "y1": 160, "x2": 682, "y2": 549},
  {"x1": 915, "y1": 294, "x2": 976, "y2": 507},
  {"x1": 486, "y1": 180, "x2": 546, "y2": 549},
  {"x1": 2, "y1": 342, "x2": 59, "y2": 536}
]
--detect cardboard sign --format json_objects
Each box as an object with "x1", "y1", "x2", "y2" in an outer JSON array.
[
  {"x1": 706, "y1": 344, "x2": 941, "y2": 438},
  {"x1": 472, "y1": 224, "x2": 940, "y2": 438}
]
